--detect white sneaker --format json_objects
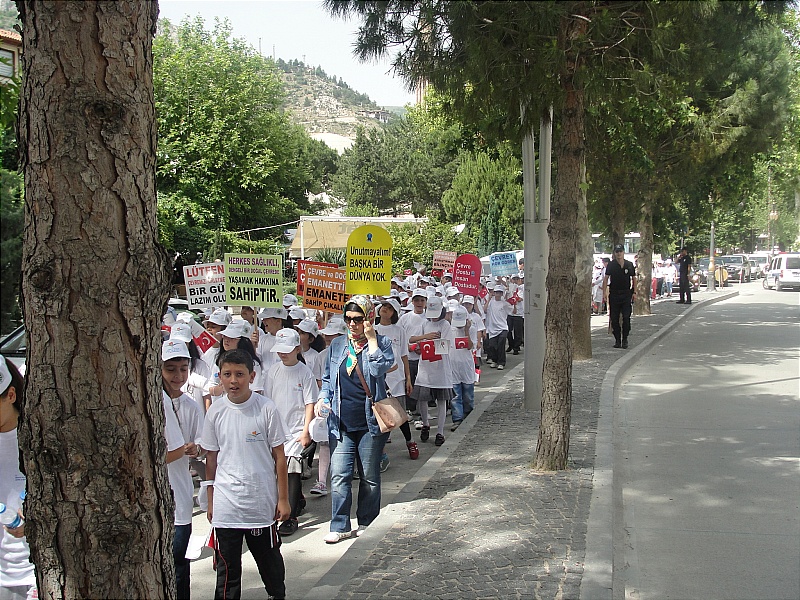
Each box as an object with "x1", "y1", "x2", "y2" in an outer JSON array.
[
  {"x1": 486, "y1": 359, "x2": 494, "y2": 366},
  {"x1": 354, "y1": 525, "x2": 368, "y2": 537},
  {"x1": 490, "y1": 363, "x2": 497, "y2": 368},
  {"x1": 310, "y1": 481, "x2": 328, "y2": 496},
  {"x1": 414, "y1": 420, "x2": 423, "y2": 430},
  {"x1": 324, "y1": 531, "x2": 352, "y2": 544},
  {"x1": 497, "y1": 365, "x2": 504, "y2": 370}
]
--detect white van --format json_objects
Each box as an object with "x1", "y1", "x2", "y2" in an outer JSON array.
[{"x1": 763, "y1": 253, "x2": 800, "y2": 291}]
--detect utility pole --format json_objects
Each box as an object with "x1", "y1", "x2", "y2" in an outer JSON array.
[
  {"x1": 708, "y1": 193, "x2": 716, "y2": 292},
  {"x1": 523, "y1": 108, "x2": 552, "y2": 411}
]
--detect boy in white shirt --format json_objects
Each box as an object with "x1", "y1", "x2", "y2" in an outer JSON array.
[{"x1": 201, "y1": 349, "x2": 291, "y2": 600}]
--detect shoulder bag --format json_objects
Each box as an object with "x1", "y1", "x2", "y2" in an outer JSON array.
[{"x1": 354, "y1": 360, "x2": 409, "y2": 433}]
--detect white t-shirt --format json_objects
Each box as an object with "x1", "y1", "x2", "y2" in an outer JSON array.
[
  {"x1": 182, "y1": 359, "x2": 211, "y2": 413},
  {"x1": 484, "y1": 297, "x2": 513, "y2": 337},
  {"x1": 201, "y1": 346, "x2": 220, "y2": 371},
  {"x1": 264, "y1": 361, "x2": 318, "y2": 458},
  {"x1": 0, "y1": 429, "x2": 35, "y2": 589},
  {"x1": 302, "y1": 347, "x2": 324, "y2": 383},
  {"x1": 165, "y1": 391, "x2": 205, "y2": 445},
  {"x1": 376, "y1": 323, "x2": 409, "y2": 397},
  {"x1": 162, "y1": 393, "x2": 194, "y2": 527},
  {"x1": 398, "y1": 311, "x2": 426, "y2": 362},
  {"x1": 256, "y1": 332, "x2": 281, "y2": 369},
  {"x1": 450, "y1": 325, "x2": 477, "y2": 385},
  {"x1": 414, "y1": 319, "x2": 453, "y2": 389},
  {"x1": 201, "y1": 392, "x2": 290, "y2": 529}
]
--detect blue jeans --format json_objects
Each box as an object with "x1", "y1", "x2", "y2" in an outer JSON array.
[
  {"x1": 173, "y1": 523, "x2": 191, "y2": 600},
  {"x1": 329, "y1": 428, "x2": 388, "y2": 533},
  {"x1": 451, "y1": 382, "x2": 475, "y2": 424}
]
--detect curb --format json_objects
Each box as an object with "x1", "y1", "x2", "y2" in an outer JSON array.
[
  {"x1": 304, "y1": 363, "x2": 526, "y2": 600},
  {"x1": 580, "y1": 290, "x2": 739, "y2": 600}
]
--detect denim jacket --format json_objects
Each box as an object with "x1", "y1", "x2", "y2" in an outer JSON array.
[{"x1": 318, "y1": 334, "x2": 394, "y2": 439}]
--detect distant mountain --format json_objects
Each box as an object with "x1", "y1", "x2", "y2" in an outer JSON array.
[{"x1": 275, "y1": 58, "x2": 406, "y2": 143}]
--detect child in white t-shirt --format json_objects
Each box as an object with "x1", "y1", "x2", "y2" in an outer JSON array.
[
  {"x1": 448, "y1": 306, "x2": 476, "y2": 431},
  {"x1": 160, "y1": 340, "x2": 201, "y2": 600},
  {"x1": 265, "y1": 329, "x2": 318, "y2": 537},
  {"x1": 411, "y1": 296, "x2": 454, "y2": 447},
  {"x1": 200, "y1": 349, "x2": 290, "y2": 600}
]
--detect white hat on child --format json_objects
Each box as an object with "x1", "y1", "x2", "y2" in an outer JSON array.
[
  {"x1": 271, "y1": 328, "x2": 301, "y2": 353},
  {"x1": 220, "y1": 320, "x2": 251, "y2": 339},
  {"x1": 169, "y1": 322, "x2": 193, "y2": 343},
  {"x1": 162, "y1": 340, "x2": 190, "y2": 361}
]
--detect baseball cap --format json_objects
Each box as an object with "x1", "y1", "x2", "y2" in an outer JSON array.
[
  {"x1": 462, "y1": 295, "x2": 475, "y2": 304},
  {"x1": 493, "y1": 284, "x2": 506, "y2": 292},
  {"x1": 381, "y1": 298, "x2": 402, "y2": 316},
  {"x1": 207, "y1": 308, "x2": 232, "y2": 327},
  {"x1": 0, "y1": 359, "x2": 12, "y2": 395},
  {"x1": 411, "y1": 288, "x2": 427, "y2": 299},
  {"x1": 398, "y1": 291, "x2": 409, "y2": 302},
  {"x1": 162, "y1": 339, "x2": 190, "y2": 361},
  {"x1": 445, "y1": 286, "x2": 460, "y2": 297},
  {"x1": 220, "y1": 320, "x2": 251, "y2": 339},
  {"x1": 282, "y1": 294, "x2": 299, "y2": 307},
  {"x1": 271, "y1": 328, "x2": 301, "y2": 353},
  {"x1": 258, "y1": 307, "x2": 288, "y2": 321},
  {"x1": 169, "y1": 322, "x2": 193, "y2": 343},
  {"x1": 614, "y1": 244, "x2": 625, "y2": 252},
  {"x1": 319, "y1": 318, "x2": 348, "y2": 336},
  {"x1": 447, "y1": 298, "x2": 460, "y2": 312},
  {"x1": 451, "y1": 306, "x2": 469, "y2": 328},
  {"x1": 296, "y1": 319, "x2": 319, "y2": 337},
  {"x1": 425, "y1": 296, "x2": 445, "y2": 318},
  {"x1": 309, "y1": 416, "x2": 328, "y2": 443},
  {"x1": 289, "y1": 307, "x2": 306, "y2": 321}
]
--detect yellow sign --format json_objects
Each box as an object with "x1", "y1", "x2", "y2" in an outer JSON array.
[{"x1": 345, "y1": 225, "x2": 393, "y2": 296}]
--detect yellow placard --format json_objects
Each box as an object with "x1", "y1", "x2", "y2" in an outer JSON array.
[{"x1": 345, "y1": 225, "x2": 393, "y2": 296}]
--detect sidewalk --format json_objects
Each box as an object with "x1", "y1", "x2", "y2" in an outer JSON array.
[{"x1": 304, "y1": 289, "x2": 738, "y2": 599}]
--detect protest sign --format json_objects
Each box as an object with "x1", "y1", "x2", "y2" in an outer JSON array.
[
  {"x1": 224, "y1": 253, "x2": 283, "y2": 307},
  {"x1": 297, "y1": 260, "x2": 338, "y2": 300},
  {"x1": 452, "y1": 253, "x2": 482, "y2": 296},
  {"x1": 301, "y1": 263, "x2": 348, "y2": 313},
  {"x1": 183, "y1": 262, "x2": 226, "y2": 309},
  {"x1": 432, "y1": 250, "x2": 457, "y2": 271},
  {"x1": 345, "y1": 225, "x2": 392, "y2": 296},
  {"x1": 490, "y1": 251, "x2": 519, "y2": 277}
]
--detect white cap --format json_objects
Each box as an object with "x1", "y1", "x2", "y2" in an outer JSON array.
[
  {"x1": 207, "y1": 308, "x2": 232, "y2": 327},
  {"x1": 442, "y1": 272, "x2": 452, "y2": 279},
  {"x1": 309, "y1": 416, "x2": 329, "y2": 443},
  {"x1": 446, "y1": 286, "x2": 460, "y2": 297},
  {"x1": 162, "y1": 339, "x2": 190, "y2": 361},
  {"x1": 271, "y1": 328, "x2": 301, "y2": 353},
  {"x1": 258, "y1": 307, "x2": 288, "y2": 320},
  {"x1": 296, "y1": 319, "x2": 319, "y2": 337},
  {"x1": 220, "y1": 320, "x2": 251, "y2": 339},
  {"x1": 426, "y1": 296, "x2": 445, "y2": 318},
  {"x1": 381, "y1": 298, "x2": 402, "y2": 316},
  {"x1": 282, "y1": 294, "x2": 299, "y2": 307},
  {"x1": 398, "y1": 292, "x2": 409, "y2": 302},
  {"x1": 289, "y1": 307, "x2": 306, "y2": 321},
  {"x1": 426, "y1": 288, "x2": 437, "y2": 299},
  {"x1": 169, "y1": 322, "x2": 193, "y2": 343},
  {"x1": 462, "y1": 295, "x2": 475, "y2": 304},
  {"x1": 451, "y1": 306, "x2": 469, "y2": 327},
  {"x1": 176, "y1": 312, "x2": 195, "y2": 324},
  {"x1": 319, "y1": 318, "x2": 348, "y2": 336},
  {"x1": 411, "y1": 288, "x2": 427, "y2": 299},
  {"x1": 391, "y1": 276, "x2": 405, "y2": 285},
  {"x1": 446, "y1": 298, "x2": 460, "y2": 312},
  {"x1": 0, "y1": 359, "x2": 12, "y2": 395},
  {"x1": 493, "y1": 284, "x2": 506, "y2": 292}
]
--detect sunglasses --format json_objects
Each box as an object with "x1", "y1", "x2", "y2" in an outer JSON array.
[{"x1": 343, "y1": 315, "x2": 365, "y2": 324}]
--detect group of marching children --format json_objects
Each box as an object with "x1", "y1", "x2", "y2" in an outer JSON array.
[{"x1": 0, "y1": 269, "x2": 523, "y2": 600}]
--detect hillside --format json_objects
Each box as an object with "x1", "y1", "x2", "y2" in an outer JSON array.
[{"x1": 275, "y1": 58, "x2": 406, "y2": 142}]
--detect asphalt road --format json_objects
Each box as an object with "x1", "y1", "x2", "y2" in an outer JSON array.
[{"x1": 613, "y1": 282, "x2": 800, "y2": 599}]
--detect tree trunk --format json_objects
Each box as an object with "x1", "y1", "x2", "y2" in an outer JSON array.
[
  {"x1": 634, "y1": 199, "x2": 653, "y2": 316},
  {"x1": 534, "y1": 12, "x2": 586, "y2": 471},
  {"x1": 610, "y1": 195, "x2": 626, "y2": 248},
  {"x1": 16, "y1": 2, "x2": 174, "y2": 598},
  {"x1": 573, "y1": 157, "x2": 592, "y2": 360}
]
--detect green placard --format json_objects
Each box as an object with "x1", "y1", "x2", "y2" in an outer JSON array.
[{"x1": 224, "y1": 253, "x2": 283, "y2": 307}]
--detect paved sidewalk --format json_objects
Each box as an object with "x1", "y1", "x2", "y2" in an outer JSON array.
[{"x1": 306, "y1": 289, "x2": 738, "y2": 599}]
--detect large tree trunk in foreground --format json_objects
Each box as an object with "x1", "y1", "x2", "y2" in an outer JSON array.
[
  {"x1": 634, "y1": 199, "x2": 653, "y2": 316},
  {"x1": 534, "y1": 12, "x2": 586, "y2": 471},
  {"x1": 573, "y1": 157, "x2": 593, "y2": 360},
  {"x1": 17, "y1": 2, "x2": 174, "y2": 598}
]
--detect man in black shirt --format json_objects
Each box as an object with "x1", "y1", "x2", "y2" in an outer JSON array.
[
  {"x1": 603, "y1": 245, "x2": 636, "y2": 349},
  {"x1": 676, "y1": 247, "x2": 693, "y2": 304}
]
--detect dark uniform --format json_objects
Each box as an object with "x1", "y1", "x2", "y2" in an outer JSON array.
[
  {"x1": 605, "y1": 258, "x2": 636, "y2": 348},
  {"x1": 677, "y1": 252, "x2": 693, "y2": 304}
]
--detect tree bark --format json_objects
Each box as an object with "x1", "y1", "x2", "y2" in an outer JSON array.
[
  {"x1": 634, "y1": 198, "x2": 653, "y2": 316},
  {"x1": 610, "y1": 195, "x2": 626, "y2": 248},
  {"x1": 573, "y1": 157, "x2": 592, "y2": 360},
  {"x1": 534, "y1": 11, "x2": 586, "y2": 471},
  {"x1": 16, "y1": 2, "x2": 174, "y2": 598}
]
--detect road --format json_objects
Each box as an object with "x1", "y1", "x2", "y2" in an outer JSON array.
[{"x1": 614, "y1": 282, "x2": 800, "y2": 599}]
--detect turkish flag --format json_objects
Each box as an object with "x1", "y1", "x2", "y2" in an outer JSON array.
[
  {"x1": 420, "y1": 340, "x2": 443, "y2": 362},
  {"x1": 454, "y1": 337, "x2": 470, "y2": 349},
  {"x1": 431, "y1": 268, "x2": 443, "y2": 278},
  {"x1": 189, "y1": 320, "x2": 218, "y2": 354}
]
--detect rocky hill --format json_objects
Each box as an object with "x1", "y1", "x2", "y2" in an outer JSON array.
[{"x1": 275, "y1": 58, "x2": 406, "y2": 143}]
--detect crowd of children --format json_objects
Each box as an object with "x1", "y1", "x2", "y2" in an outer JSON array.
[{"x1": 1, "y1": 266, "x2": 525, "y2": 600}]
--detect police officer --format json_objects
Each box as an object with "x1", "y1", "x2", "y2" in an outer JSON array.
[
  {"x1": 603, "y1": 245, "x2": 636, "y2": 349},
  {"x1": 676, "y1": 247, "x2": 693, "y2": 304}
]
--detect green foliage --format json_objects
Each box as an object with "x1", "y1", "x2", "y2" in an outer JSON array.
[
  {"x1": 342, "y1": 203, "x2": 379, "y2": 217},
  {"x1": 154, "y1": 17, "x2": 335, "y2": 235},
  {"x1": 313, "y1": 247, "x2": 346, "y2": 266},
  {"x1": 387, "y1": 218, "x2": 476, "y2": 274},
  {"x1": 0, "y1": 167, "x2": 22, "y2": 333},
  {"x1": 442, "y1": 144, "x2": 523, "y2": 245},
  {"x1": 275, "y1": 57, "x2": 379, "y2": 108},
  {"x1": 0, "y1": 0, "x2": 18, "y2": 29}
]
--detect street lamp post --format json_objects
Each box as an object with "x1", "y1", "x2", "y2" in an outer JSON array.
[{"x1": 708, "y1": 193, "x2": 716, "y2": 292}]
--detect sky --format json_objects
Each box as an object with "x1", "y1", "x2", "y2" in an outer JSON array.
[{"x1": 158, "y1": 0, "x2": 416, "y2": 107}]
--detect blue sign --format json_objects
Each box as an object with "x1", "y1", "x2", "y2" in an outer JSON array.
[{"x1": 490, "y1": 252, "x2": 519, "y2": 276}]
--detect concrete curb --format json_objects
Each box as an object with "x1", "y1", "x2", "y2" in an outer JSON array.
[
  {"x1": 303, "y1": 362, "x2": 526, "y2": 600},
  {"x1": 580, "y1": 291, "x2": 739, "y2": 600}
]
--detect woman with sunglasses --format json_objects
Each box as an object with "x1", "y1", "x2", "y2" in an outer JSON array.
[{"x1": 314, "y1": 295, "x2": 394, "y2": 544}]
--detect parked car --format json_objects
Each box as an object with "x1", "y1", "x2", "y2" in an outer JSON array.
[
  {"x1": 693, "y1": 257, "x2": 728, "y2": 288},
  {"x1": 749, "y1": 258, "x2": 765, "y2": 278},
  {"x1": 719, "y1": 254, "x2": 751, "y2": 282},
  {"x1": 763, "y1": 253, "x2": 800, "y2": 291}
]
